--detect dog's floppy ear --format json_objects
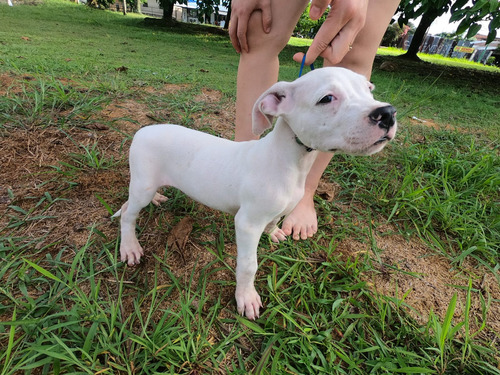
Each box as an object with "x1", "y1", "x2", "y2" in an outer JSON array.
[{"x1": 252, "y1": 81, "x2": 294, "y2": 136}]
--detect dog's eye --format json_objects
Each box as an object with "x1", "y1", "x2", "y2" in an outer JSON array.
[{"x1": 318, "y1": 95, "x2": 334, "y2": 104}]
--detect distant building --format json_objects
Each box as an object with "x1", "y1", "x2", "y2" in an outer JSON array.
[
  {"x1": 142, "y1": 0, "x2": 227, "y2": 26},
  {"x1": 401, "y1": 32, "x2": 500, "y2": 66},
  {"x1": 470, "y1": 34, "x2": 500, "y2": 65}
]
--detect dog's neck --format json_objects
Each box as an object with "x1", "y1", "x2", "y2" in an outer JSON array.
[
  {"x1": 274, "y1": 119, "x2": 316, "y2": 154},
  {"x1": 294, "y1": 135, "x2": 314, "y2": 152},
  {"x1": 264, "y1": 119, "x2": 319, "y2": 166}
]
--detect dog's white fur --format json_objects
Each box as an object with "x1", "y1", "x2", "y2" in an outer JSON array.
[{"x1": 113, "y1": 67, "x2": 397, "y2": 319}]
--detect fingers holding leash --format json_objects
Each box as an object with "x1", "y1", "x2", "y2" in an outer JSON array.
[{"x1": 294, "y1": 0, "x2": 369, "y2": 66}]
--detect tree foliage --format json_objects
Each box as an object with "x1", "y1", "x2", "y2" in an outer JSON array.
[
  {"x1": 382, "y1": 21, "x2": 404, "y2": 47},
  {"x1": 86, "y1": 0, "x2": 115, "y2": 10},
  {"x1": 86, "y1": 0, "x2": 142, "y2": 12},
  {"x1": 293, "y1": 3, "x2": 329, "y2": 38},
  {"x1": 397, "y1": 0, "x2": 453, "y2": 33},
  {"x1": 398, "y1": 0, "x2": 499, "y2": 43},
  {"x1": 398, "y1": 0, "x2": 500, "y2": 60},
  {"x1": 196, "y1": 0, "x2": 230, "y2": 23},
  {"x1": 450, "y1": 0, "x2": 500, "y2": 43}
]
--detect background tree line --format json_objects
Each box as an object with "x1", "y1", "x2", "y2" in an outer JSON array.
[{"x1": 87, "y1": 0, "x2": 499, "y2": 62}]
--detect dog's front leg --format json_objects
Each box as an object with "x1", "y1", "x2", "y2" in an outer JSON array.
[{"x1": 234, "y1": 211, "x2": 265, "y2": 320}]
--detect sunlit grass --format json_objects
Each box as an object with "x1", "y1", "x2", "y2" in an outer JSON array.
[
  {"x1": 288, "y1": 36, "x2": 313, "y2": 47},
  {"x1": 378, "y1": 46, "x2": 500, "y2": 72},
  {"x1": 287, "y1": 38, "x2": 500, "y2": 73}
]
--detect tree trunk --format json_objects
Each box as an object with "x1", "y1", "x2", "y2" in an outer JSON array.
[
  {"x1": 122, "y1": 0, "x2": 127, "y2": 15},
  {"x1": 401, "y1": 10, "x2": 439, "y2": 60},
  {"x1": 163, "y1": 1, "x2": 174, "y2": 21},
  {"x1": 136, "y1": 0, "x2": 141, "y2": 14},
  {"x1": 224, "y1": 1, "x2": 231, "y2": 30}
]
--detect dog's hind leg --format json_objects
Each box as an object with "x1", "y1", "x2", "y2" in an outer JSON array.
[
  {"x1": 265, "y1": 218, "x2": 287, "y2": 243},
  {"x1": 118, "y1": 179, "x2": 163, "y2": 266},
  {"x1": 152, "y1": 192, "x2": 168, "y2": 206}
]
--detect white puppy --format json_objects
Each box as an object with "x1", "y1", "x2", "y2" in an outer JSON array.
[{"x1": 113, "y1": 67, "x2": 397, "y2": 319}]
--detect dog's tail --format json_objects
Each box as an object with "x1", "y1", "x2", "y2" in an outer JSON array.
[{"x1": 111, "y1": 201, "x2": 127, "y2": 219}]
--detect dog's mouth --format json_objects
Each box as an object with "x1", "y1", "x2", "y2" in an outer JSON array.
[
  {"x1": 327, "y1": 132, "x2": 395, "y2": 153},
  {"x1": 328, "y1": 135, "x2": 391, "y2": 152},
  {"x1": 373, "y1": 135, "x2": 392, "y2": 145}
]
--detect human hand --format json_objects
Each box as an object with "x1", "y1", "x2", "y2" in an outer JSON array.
[
  {"x1": 293, "y1": 0, "x2": 369, "y2": 65},
  {"x1": 229, "y1": 0, "x2": 272, "y2": 53}
]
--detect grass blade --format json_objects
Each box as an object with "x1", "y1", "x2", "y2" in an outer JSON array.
[{"x1": 23, "y1": 258, "x2": 65, "y2": 285}]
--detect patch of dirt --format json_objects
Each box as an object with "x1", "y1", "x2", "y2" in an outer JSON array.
[
  {"x1": 0, "y1": 125, "x2": 127, "y2": 253},
  {"x1": 99, "y1": 98, "x2": 155, "y2": 133},
  {"x1": 409, "y1": 116, "x2": 455, "y2": 131},
  {"x1": 141, "y1": 83, "x2": 191, "y2": 96},
  {"x1": 335, "y1": 227, "x2": 500, "y2": 340},
  {"x1": 0, "y1": 73, "x2": 32, "y2": 95},
  {"x1": 1, "y1": 73, "x2": 498, "y2": 344},
  {"x1": 0, "y1": 73, "x2": 16, "y2": 95},
  {"x1": 192, "y1": 87, "x2": 235, "y2": 139}
]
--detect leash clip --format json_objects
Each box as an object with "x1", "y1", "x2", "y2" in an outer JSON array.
[{"x1": 298, "y1": 54, "x2": 315, "y2": 77}]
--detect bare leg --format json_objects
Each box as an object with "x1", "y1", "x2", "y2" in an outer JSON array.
[
  {"x1": 234, "y1": 0, "x2": 309, "y2": 141},
  {"x1": 281, "y1": 152, "x2": 331, "y2": 239},
  {"x1": 235, "y1": 0, "x2": 400, "y2": 238},
  {"x1": 282, "y1": 0, "x2": 401, "y2": 240}
]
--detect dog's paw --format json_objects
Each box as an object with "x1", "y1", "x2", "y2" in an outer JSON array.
[
  {"x1": 120, "y1": 240, "x2": 144, "y2": 266},
  {"x1": 235, "y1": 287, "x2": 263, "y2": 320},
  {"x1": 152, "y1": 192, "x2": 168, "y2": 206},
  {"x1": 268, "y1": 226, "x2": 287, "y2": 243}
]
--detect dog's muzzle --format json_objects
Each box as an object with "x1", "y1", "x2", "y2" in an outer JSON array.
[
  {"x1": 369, "y1": 105, "x2": 397, "y2": 144},
  {"x1": 369, "y1": 105, "x2": 397, "y2": 130}
]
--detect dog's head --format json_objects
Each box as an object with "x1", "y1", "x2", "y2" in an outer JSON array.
[{"x1": 252, "y1": 67, "x2": 397, "y2": 156}]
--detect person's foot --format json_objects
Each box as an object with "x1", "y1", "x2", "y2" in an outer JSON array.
[{"x1": 282, "y1": 194, "x2": 317, "y2": 240}]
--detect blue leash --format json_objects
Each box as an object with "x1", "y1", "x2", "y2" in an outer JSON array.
[
  {"x1": 295, "y1": 54, "x2": 316, "y2": 152},
  {"x1": 298, "y1": 54, "x2": 315, "y2": 77}
]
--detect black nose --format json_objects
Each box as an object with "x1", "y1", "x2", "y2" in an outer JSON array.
[{"x1": 369, "y1": 105, "x2": 396, "y2": 130}]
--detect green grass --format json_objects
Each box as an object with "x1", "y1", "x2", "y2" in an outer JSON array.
[
  {"x1": 329, "y1": 131, "x2": 500, "y2": 269},
  {"x1": 0, "y1": 0, "x2": 239, "y2": 94},
  {"x1": 377, "y1": 47, "x2": 500, "y2": 73},
  {"x1": 288, "y1": 41, "x2": 500, "y2": 74},
  {"x1": 1, "y1": 1, "x2": 499, "y2": 374}
]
